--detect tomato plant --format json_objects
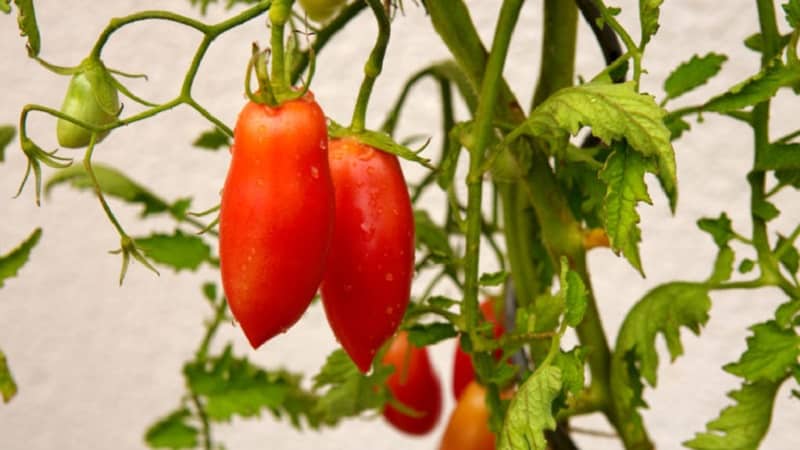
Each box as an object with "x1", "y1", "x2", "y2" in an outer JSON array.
[
  {"x1": 321, "y1": 137, "x2": 414, "y2": 372},
  {"x1": 56, "y1": 59, "x2": 119, "y2": 148},
  {"x1": 220, "y1": 94, "x2": 334, "y2": 348},
  {"x1": 452, "y1": 298, "x2": 505, "y2": 399},
  {"x1": 381, "y1": 331, "x2": 442, "y2": 435}
]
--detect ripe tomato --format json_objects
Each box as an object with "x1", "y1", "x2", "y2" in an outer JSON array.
[
  {"x1": 382, "y1": 331, "x2": 442, "y2": 435},
  {"x1": 452, "y1": 299, "x2": 505, "y2": 399},
  {"x1": 57, "y1": 61, "x2": 119, "y2": 148},
  {"x1": 219, "y1": 93, "x2": 334, "y2": 348},
  {"x1": 297, "y1": 0, "x2": 346, "y2": 22},
  {"x1": 321, "y1": 137, "x2": 414, "y2": 372},
  {"x1": 439, "y1": 381, "x2": 495, "y2": 450}
]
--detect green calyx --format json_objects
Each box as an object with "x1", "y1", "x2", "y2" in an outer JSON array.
[{"x1": 56, "y1": 58, "x2": 120, "y2": 148}]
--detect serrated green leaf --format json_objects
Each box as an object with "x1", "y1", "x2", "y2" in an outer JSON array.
[
  {"x1": 13, "y1": 0, "x2": 40, "y2": 55},
  {"x1": 753, "y1": 198, "x2": 780, "y2": 221},
  {"x1": 776, "y1": 300, "x2": 800, "y2": 328},
  {"x1": 193, "y1": 127, "x2": 230, "y2": 151},
  {"x1": 775, "y1": 234, "x2": 799, "y2": 274},
  {"x1": 724, "y1": 321, "x2": 800, "y2": 382},
  {"x1": 0, "y1": 348, "x2": 17, "y2": 403},
  {"x1": 697, "y1": 213, "x2": 734, "y2": 248},
  {"x1": 744, "y1": 32, "x2": 793, "y2": 53},
  {"x1": 708, "y1": 246, "x2": 735, "y2": 284},
  {"x1": 184, "y1": 346, "x2": 290, "y2": 421},
  {"x1": 45, "y1": 163, "x2": 171, "y2": 217},
  {"x1": 664, "y1": 53, "x2": 728, "y2": 100},
  {"x1": 684, "y1": 380, "x2": 782, "y2": 450},
  {"x1": 639, "y1": 0, "x2": 664, "y2": 46},
  {"x1": 312, "y1": 349, "x2": 392, "y2": 424},
  {"x1": 739, "y1": 258, "x2": 756, "y2": 274},
  {"x1": 498, "y1": 365, "x2": 561, "y2": 450},
  {"x1": 144, "y1": 408, "x2": 198, "y2": 449},
  {"x1": 776, "y1": 168, "x2": 800, "y2": 188},
  {"x1": 532, "y1": 293, "x2": 564, "y2": 333},
  {"x1": 413, "y1": 210, "x2": 453, "y2": 263},
  {"x1": 755, "y1": 143, "x2": 800, "y2": 171},
  {"x1": 202, "y1": 282, "x2": 217, "y2": 301},
  {"x1": 599, "y1": 147, "x2": 652, "y2": 275},
  {"x1": 784, "y1": 0, "x2": 800, "y2": 27},
  {"x1": 704, "y1": 61, "x2": 800, "y2": 112},
  {"x1": 553, "y1": 348, "x2": 585, "y2": 396},
  {"x1": 135, "y1": 230, "x2": 211, "y2": 272},
  {"x1": 0, "y1": 228, "x2": 42, "y2": 289},
  {"x1": 1, "y1": 1, "x2": 10, "y2": 13},
  {"x1": 615, "y1": 282, "x2": 711, "y2": 386},
  {"x1": 427, "y1": 295, "x2": 458, "y2": 309},
  {"x1": 0, "y1": 125, "x2": 15, "y2": 162},
  {"x1": 563, "y1": 269, "x2": 587, "y2": 328},
  {"x1": 405, "y1": 322, "x2": 458, "y2": 347},
  {"x1": 479, "y1": 270, "x2": 508, "y2": 287},
  {"x1": 508, "y1": 81, "x2": 677, "y2": 208},
  {"x1": 328, "y1": 120, "x2": 433, "y2": 169}
]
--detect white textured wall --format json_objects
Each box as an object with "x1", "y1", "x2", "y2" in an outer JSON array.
[{"x1": 1, "y1": 1, "x2": 798, "y2": 449}]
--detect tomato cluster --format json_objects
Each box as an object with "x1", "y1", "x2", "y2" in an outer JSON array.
[{"x1": 219, "y1": 95, "x2": 414, "y2": 371}]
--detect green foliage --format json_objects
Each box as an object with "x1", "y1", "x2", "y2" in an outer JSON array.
[
  {"x1": 724, "y1": 321, "x2": 800, "y2": 383},
  {"x1": 12, "y1": 0, "x2": 40, "y2": 55},
  {"x1": 755, "y1": 143, "x2": 800, "y2": 171},
  {"x1": 498, "y1": 365, "x2": 561, "y2": 450},
  {"x1": 479, "y1": 270, "x2": 508, "y2": 287},
  {"x1": 599, "y1": 146, "x2": 652, "y2": 274},
  {"x1": 663, "y1": 53, "x2": 728, "y2": 101},
  {"x1": 192, "y1": 127, "x2": 230, "y2": 151},
  {"x1": 697, "y1": 213, "x2": 735, "y2": 248},
  {"x1": 684, "y1": 380, "x2": 782, "y2": 450},
  {"x1": 0, "y1": 228, "x2": 42, "y2": 289},
  {"x1": 145, "y1": 408, "x2": 198, "y2": 449},
  {"x1": 561, "y1": 264, "x2": 587, "y2": 328},
  {"x1": 328, "y1": 120, "x2": 433, "y2": 168},
  {"x1": 704, "y1": 61, "x2": 800, "y2": 112},
  {"x1": 708, "y1": 246, "x2": 735, "y2": 285},
  {"x1": 405, "y1": 322, "x2": 458, "y2": 346},
  {"x1": 0, "y1": 125, "x2": 14, "y2": 162},
  {"x1": 135, "y1": 230, "x2": 213, "y2": 272},
  {"x1": 0, "y1": 349, "x2": 17, "y2": 403},
  {"x1": 784, "y1": 0, "x2": 800, "y2": 28},
  {"x1": 0, "y1": 1, "x2": 10, "y2": 13},
  {"x1": 638, "y1": 0, "x2": 664, "y2": 46},
  {"x1": 413, "y1": 209, "x2": 454, "y2": 263}
]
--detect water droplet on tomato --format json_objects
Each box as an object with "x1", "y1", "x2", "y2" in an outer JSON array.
[
  {"x1": 386, "y1": 306, "x2": 393, "y2": 315},
  {"x1": 385, "y1": 273, "x2": 394, "y2": 281},
  {"x1": 357, "y1": 146, "x2": 375, "y2": 161},
  {"x1": 345, "y1": 284, "x2": 353, "y2": 292},
  {"x1": 310, "y1": 166, "x2": 319, "y2": 179}
]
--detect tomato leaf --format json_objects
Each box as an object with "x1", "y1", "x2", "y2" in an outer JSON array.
[
  {"x1": 328, "y1": 120, "x2": 433, "y2": 169},
  {"x1": 479, "y1": 270, "x2": 508, "y2": 287},
  {"x1": 755, "y1": 143, "x2": 800, "y2": 171},
  {"x1": 663, "y1": 53, "x2": 728, "y2": 101},
  {"x1": 560, "y1": 264, "x2": 587, "y2": 328},
  {"x1": 724, "y1": 321, "x2": 800, "y2": 383},
  {"x1": 13, "y1": 0, "x2": 40, "y2": 56},
  {"x1": 498, "y1": 365, "x2": 562, "y2": 450},
  {"x1": 610, "y1": 282, "x2": 711, "y2": 435},
  {"x1": 144, "y1": 408, "x2": 199, "y2": 449},
  {"x1": 752, "y1": 198, "x2": 780, "y2": 221},
  {"x1": 599, "y1": 146, "x2": 652, "y2": 275},
  {"x1": 684, "y1": 380, "x2": 783, "y2": 450},
  {"x1": 744, "y1": 32, "x2": 793, "y2": 53},
  {"x1": 0, "y1": 125, "x2": 15, "y2": 162},
  {"x1": 405, "y1": 322, "x2": 457, "y2": 347},
  {"x1": 704, "y1": 60, "x2": 800, "y2": 112},
  {"x1": 0, "y1": 348, "x2": 17, "y2": 403},
  {"x1": 775, "y1": 234, "x2": 799, "y2": 275},
  {"x1": 775, "y1": 300, "x2": 800, "y2": 328},
  {"x1": 639, "y1": 0, "x2": 664, "y2": 46},
  {"x1": 553, "y1": 348, "x2": 585, "y2": 397},
  {"x1": 707, "y1": 246, "x2": 735, "y2": 284},
  {"x1": 311, "y1": 350, "x2": 392, "y2": 425},
  {"x1": 784, "y1": 0, "x2": 800, "y2": 27},
  {"x1": 192, "y1": 127, "x2": 230, "y2": 151},
  {"x1": 134, "y1": 230, "x2": 212, "y2": 272},
  {"x1": 508, "y1": 81, "x2": 677, "y2": 210},
  {"x1": 183, "y1": 346, "x2": 291, "y2": 421},
  {"x1": 0, "y1": 227, "x2": 42, "y2": 289},
  {"x1": 45, "y1": 163, "x2": 172, "y2": 217},
  {"x1": 0, "y1": 1, "x2": 10, "y2": 13},
  {"x1": 697, "y1": 212, "x2": 735, "y2": 248}
]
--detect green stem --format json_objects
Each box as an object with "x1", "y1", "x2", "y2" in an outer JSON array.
[
  {"x1": 350, "y1": 0, "x2": 391, "y2": 132},
  {"x1": 196, "y1": 298, "x2": 228, "y2": 361},
  {"x1": 531, "y1": 0, "x2": 578, "y2": 110},
  {"x1": 190, "y1": 394, "x2": 212, "y2": 450},
  {"x1": 269, "y1": 0, "x2": 290, "y2": 95},
  {"x1": 463, "y1": 0, "x2": 524, "y2": 340},
  {"x1": 591, "y1": 0, "x2": 641, "y2": 86}
]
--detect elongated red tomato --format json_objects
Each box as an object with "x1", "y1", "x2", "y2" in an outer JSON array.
[
  {"x1": 382, "y1": 331, "x2": 442, "y2": 435},
  {"x1": 439, "y1": 381, "x2": 495, "y2": 450},
  {"x1": 321, "y1": 137, "x2": 414, "y2": 372},
  {"x1": 452, "y1": 299, "x2": 505, "y2": 399},
  {"x1": 220, "y1": 93, "x2": 333, "y2": 348}
]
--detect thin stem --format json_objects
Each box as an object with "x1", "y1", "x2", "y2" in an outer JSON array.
[
  {"x1": 776, "y1": 128, "x2": 800, "y2": 144},
  {"x1": 575, "y1": 0, "x2": 624, "y2": 72},
  {"x1": 196, "y1": 298, "x2": 229, "y2": 361},
  {"x1": 532, "y1": 0, "x2": 577, "y2": 110},
  {"x1": 269, "y1": 0, "x2": 290, "y2": 94},
  {"x1": 191, "y1": 394, "x2": 212, "y2": 450},
  {"x1": 590, "y1": 0, "x2": 641, "y2": 86},
  {"x1": 463, "y1": 0, "x2": 524, "y2": 341},
  {"x1": 350, "y1": 0, "x2": 391, "y2": 132}
]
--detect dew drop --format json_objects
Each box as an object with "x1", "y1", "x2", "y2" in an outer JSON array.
[
  {"x1": 385, "y1": 273, "x2": 394, "y2": 281},
  {"x1": 386, "y1": 306, "x2": 394, "y2": 315},
  {"x1": 310, "y1": 166, "x2": 319, "y2": 179}
]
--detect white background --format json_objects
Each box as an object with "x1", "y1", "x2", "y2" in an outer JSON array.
[{"x1": 1, "y1": 1, "x2": 799, "y2": 449}]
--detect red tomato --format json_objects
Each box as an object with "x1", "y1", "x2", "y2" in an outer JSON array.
[
  {"x1": 219, "y1": 93, "x2": 334, "y2": 348},
  {"x1": 452, "y1": 299, "x2": 505, "y2": 399},
  {"x1": 439, "y1": 381, "x2": 495, "y2": 450},
  {"x1": 382, "y1": 331, "x2": 442, "y2": 435},
  {"x1": 321, "y1": 137, "x2": 415, "y2": 372}
]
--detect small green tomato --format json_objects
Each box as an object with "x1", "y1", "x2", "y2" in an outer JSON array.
[
  {"x1": 56, "y1": 60, "x2": 120, "y2": 148},
  {"x1": 298, "y1": 0, "x2": 347, "y2": 23}
]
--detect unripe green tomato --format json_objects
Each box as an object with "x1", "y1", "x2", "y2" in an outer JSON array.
[
  {"x1": 298, "y1": 0, "x2": 346, "y2": 23},
  {"x1": 56, "y1": 63, "x2": 119, "y2": 148}
]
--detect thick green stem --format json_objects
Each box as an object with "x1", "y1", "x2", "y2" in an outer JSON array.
[
  {"x1": 531, "y1": 0, "x2": 577, "y2": 110},
  {"x1": 269, "y1": 0, "x2": 290, "y2": 96},
  {"x1": 350, "y1": 0, "x2": 390, "y2": 132}
]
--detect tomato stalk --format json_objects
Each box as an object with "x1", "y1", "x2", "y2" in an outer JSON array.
[
  {"x1": 269, "y1": 0, "x2": 292, "y2": 98},
  {"x1": 349, "y1": 0, "x2": 391, "y2": 133}
]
